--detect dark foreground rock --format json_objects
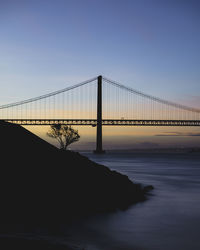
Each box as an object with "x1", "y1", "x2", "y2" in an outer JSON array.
[
  {"x1": 0, "y1": 121, "x2": 152, "y2": 222},
  {"x1": 0, "y1": 237, "x2": 72, "y2": 250}
]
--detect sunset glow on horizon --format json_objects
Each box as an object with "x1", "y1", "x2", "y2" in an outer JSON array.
[{"x1": 1, "y1": 0, "x2": 200, "y2": 150}]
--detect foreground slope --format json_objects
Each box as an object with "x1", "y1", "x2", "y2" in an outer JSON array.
[{"x1": 0, "y1": 121, "x2": 152, "y2": 222}]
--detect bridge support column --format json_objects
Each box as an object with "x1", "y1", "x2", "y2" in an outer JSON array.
[{"x1": 94, "y1": 75, "x2": 105, "y2": 154}]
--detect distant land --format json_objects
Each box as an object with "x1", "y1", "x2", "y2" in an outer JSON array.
[{"x1": 79, "y1": 147, "x2": 200, "y2": 154}]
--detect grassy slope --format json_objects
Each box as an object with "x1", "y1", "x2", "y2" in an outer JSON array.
[{"x1": 0, "y1": 121, "x2": 150, "y2": 222}]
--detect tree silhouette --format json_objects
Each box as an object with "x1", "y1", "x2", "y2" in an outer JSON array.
[{"x1": 47, "y1": 124, "x2": 80, "y2": 150}]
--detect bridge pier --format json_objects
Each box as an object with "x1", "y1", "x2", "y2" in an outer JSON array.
[{"x1": 94, "y1": 75, "x2": 105, "y2": 154}]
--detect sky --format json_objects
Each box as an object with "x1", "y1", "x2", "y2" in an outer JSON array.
[{"x1": 0, "y1": 0, "x2": 200, "y2": 150}]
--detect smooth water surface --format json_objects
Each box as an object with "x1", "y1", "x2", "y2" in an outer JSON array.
[
  {"x1": 63, "y1": 151, "x2": 200, "y2": 250},
  {"x1": 2, "y1": 151, "x2": 200, "y2": 250}
]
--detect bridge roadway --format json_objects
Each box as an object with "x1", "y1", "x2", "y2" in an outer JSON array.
[{"x1": 2, "y1": 119, "x2": 200, "y2": 126}]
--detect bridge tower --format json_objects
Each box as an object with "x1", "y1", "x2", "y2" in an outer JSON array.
[{"x1": 94, "y1": 75, "x2": 105, "y2": 154}]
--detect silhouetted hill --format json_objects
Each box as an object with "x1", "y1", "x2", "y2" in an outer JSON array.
[{"x1": 0, "y1": 121, "x2": 152, "y2": 222}]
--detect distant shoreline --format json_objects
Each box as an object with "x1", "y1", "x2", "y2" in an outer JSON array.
[{"x1": 78, "y1": 147, "x2": 200, "y2": 154}]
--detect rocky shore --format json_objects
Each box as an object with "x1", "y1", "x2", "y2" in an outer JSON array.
[{"x1": 0, "y1": 121, "x2": 152, "y2": 221}]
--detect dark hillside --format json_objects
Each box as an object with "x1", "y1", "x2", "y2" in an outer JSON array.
[{"x1": 0, "y1": 121, "x2": 152, "y2": 222}]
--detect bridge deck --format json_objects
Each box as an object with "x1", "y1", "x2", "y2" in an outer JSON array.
[{"x1": 1, "y1": 119, "x2": 200, "y2": 126}]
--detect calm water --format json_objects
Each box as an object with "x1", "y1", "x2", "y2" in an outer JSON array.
[
  {"x1": 2, "y1": 152, "x2": 200, "y2": 250},
  {"x1": 63, "y1": 151, "x2": 200, "y2": 250}
]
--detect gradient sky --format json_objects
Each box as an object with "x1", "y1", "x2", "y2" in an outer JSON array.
[{"x1": 0, "y1": 0, "x2": 200, "y2": 149}]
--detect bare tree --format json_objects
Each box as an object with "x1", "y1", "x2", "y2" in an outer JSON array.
[{"x1": 47, "y1": 124, "x2": 80, "y2": 150}]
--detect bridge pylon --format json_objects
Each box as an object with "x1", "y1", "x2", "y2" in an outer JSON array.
[{"x1": 94, "y1": 75, "x2": 105, "y2": 154}]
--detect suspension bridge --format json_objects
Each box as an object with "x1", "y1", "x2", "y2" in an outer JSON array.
[{"x1": 0, "y1": 75, "x2": 200, "y2": 153}]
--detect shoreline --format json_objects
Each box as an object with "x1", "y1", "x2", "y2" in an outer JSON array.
[{"x1": 78, "y1": 147, "x2": 200, "y2": 154}]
